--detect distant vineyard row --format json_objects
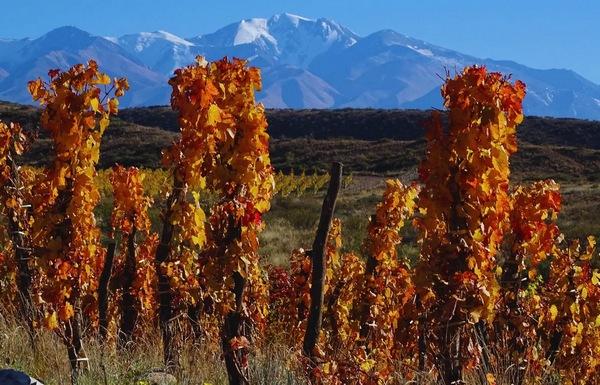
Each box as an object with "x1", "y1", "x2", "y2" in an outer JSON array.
[{"x1": 11, "y1": 167, "x2": 352, "y2": 201}]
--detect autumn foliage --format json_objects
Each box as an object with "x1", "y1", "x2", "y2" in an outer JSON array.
[
  {"x1": 21, "y1": 61, "x2": 128, "y2": 377},
  {"x1": 108, "y1": 165, "x2": 157, "y2": 345},
  {"x1": 0, "y1": 58, "x2": 598, "y2": 385},
  {"x1": 154, "y1": 56, "x2": 274, "y2": 381}
]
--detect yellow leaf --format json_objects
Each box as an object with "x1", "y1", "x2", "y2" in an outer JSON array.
[
  {"x1": 495, "y1": 266, "x2": 503, "y2": 277},
  {"x1": 191, "y1": 233, "x2": 205, "y2": 247},
  {"x1": 97, "y1": 73, "x2": 111, "y2": 85},
  {"x1": 570, "y1": 302, "x2": 578, "y2": 315},
  {"x1": 360, "y1": 359, "x2": 375, "y2": 372},
  {"x1": 100, "y1": 115, "x2": 110, "y2": 132},
  {"x1": 587, "y1": 235, "x2": 596, "y2": 249},
  {"x1": 90, "y1": 98, "x2": 100, "y2": 112},
  {"x1": 385, "y1": 287, "x2": 392, "y2": 299},
  {"x1": 207, "y1": 104, "x2": 221, "y2": 126},
  {"x1": 549, "y1": 305, "x2": 558, "y2": 321},
  {"x1": 194, "y1": 207, "x2": 206, "y2": 226},
  {"x1": 45, "y1": 311, "x2": 59, "y2": 330}
]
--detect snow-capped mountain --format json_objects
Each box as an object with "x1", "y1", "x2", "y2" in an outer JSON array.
[
  {"x1": 190, "y1": 13, "x2": 358, "y2": 69},
  {"x1": 1, "y1": 14, "x2": 600, "y2": 119},
  {"x1": 0, "y1": 26, "x2": 167, "y2": 106},
  {"x1": 111, "y1": 31, "x2": 197, "y2": 75}
]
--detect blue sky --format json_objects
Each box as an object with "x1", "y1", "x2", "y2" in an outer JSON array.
[{"x1": 2, "y1": 0, "x2": 598, "y2": 83}]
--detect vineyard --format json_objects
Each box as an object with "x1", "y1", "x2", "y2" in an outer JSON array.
[{"x1": 0, "y1": 57, "x2": 599, "y2": 385}]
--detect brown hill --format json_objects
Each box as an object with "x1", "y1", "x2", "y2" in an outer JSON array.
[{"x1": 2, "y1": 101, "x2": 600, "y2": 181}]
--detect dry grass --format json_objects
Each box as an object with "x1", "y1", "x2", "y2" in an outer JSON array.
[
  {"x1": 0, "y1": 312, "x2": 308, "y2": 385},
  {"x1": 1, "y1": 310, "x2": 567, "y2": 385}
]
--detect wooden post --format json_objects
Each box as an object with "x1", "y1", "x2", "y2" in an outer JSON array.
[
  {"x1": 119, "y1": 225, "x2": 139, "y2": 347},
  {"x1": 222, "y1": 271, "x2": 249, "y2": 385},
  {"x1": 302, "y1": 162, "x2": 343, "y2": 362},
  {"x1": 98, "y1": 240, "x2": 117, "y2": 340},
  {"x1": 155, "y1": 179, "x2": 182, "y2": 370},
  {"x1": 65, "y1": 292, "x2": 87, "y2": 385}
]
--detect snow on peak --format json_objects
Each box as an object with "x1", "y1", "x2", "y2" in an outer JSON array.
[
  {"x1": 103, "y1": 36, "x2": 119, "y2": 44},
  {"x1": 233, "y1": 18, "x2": 275, "y2": 46},
  {"x1": 407, "y1": 45, "x2": 434, "y2": 57},
  {"x1": 120, "y1": 31, "x2": 193, "y2": 52},
  {"x1": 190, "y1": 14, "x2": 358, "y2": 67},
  {"x1": 153, "y1": 31, "x2": 194, "y2": 46},
  {"x1": 113, "y1": 31, "x2": 197, "y2": 75},
  {"x1": 270, "y1": 13, "x2": 313, "y2": 26}
]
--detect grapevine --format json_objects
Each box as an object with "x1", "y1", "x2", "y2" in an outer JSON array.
[{"x1": 27, "y1": 60, "x2": 128, "y2": 377}]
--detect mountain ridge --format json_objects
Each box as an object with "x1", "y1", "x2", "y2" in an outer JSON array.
[{"x1": 1, "y1": 15, "x2": 599, "y2": 119}]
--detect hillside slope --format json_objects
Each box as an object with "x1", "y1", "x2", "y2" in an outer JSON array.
[{"x1": 1, "y1": 101, "x2": 598, "y2": 182}]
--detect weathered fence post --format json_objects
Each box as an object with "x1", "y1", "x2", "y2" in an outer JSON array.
[
  {"x1": 119, "y1": 225, "x2": 139, "y2": 347},
  {"x1": 155, "y1": 179, "x2": 183, "y2": 370},
  {"x1": 302, "y1": 162, "x2": 343, "y2": 366},
  {"x1": 98, "y1": 240, "x2": 117, "y2": 339}
]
